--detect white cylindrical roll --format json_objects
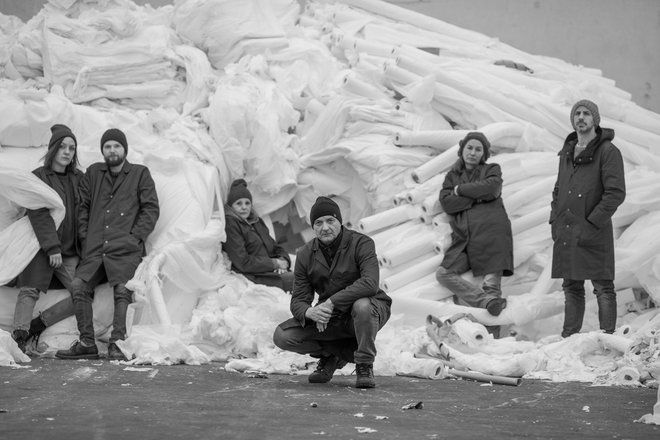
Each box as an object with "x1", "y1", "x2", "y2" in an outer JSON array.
[
  {"x1": 358, "y1": 205, "x2": 419, "y2": 234},
  {"x1": 421, "y1": 193, "x2": 442, "y2": 215},
  {"x1": 614, "y1": 366, "x2": 641, "y2": 384},
  {"x1": 394, "y1": 130, "x2": 466, "y2": 150},
  {"x1": 451, "y1": 318, "x2": 489, "y2": 346},
  {"x1": 380, "y1": 233, "x2": 437, "y2": 268},
  {"x1": 382, "y1": 254, "x2": 444, "y2": 292},
  {"x1": 412, "y1": 145, "x2": 459, "y2": 183}
]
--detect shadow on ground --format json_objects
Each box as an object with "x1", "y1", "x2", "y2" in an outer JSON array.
[{"x1": 0, "y1": 357, "x2": 658, "y2": 439}]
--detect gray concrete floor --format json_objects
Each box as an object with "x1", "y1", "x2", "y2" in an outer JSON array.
[{"x1": 0, "y1": 357, "x2": 658, "y2": 439}]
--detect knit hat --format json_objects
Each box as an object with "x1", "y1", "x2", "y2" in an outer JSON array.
[
  {"x1": 310, "y1": 196, "x2": 342, "y2": 225},
  {"x1": 570, "y1": 99, "x2": 600, "y2": 130},
  {"x1": 100, "y1": 128, "x2": 128, "y2": 153},
  {"x1": 48, "y1": 124, "x2": 77, "y2": 150},
  {"x1": 227, "y1": 179, "x2": 252, "y2": 206},
  {"x1": 458, "y1": 131, "x2": 491, "y2": 163}
]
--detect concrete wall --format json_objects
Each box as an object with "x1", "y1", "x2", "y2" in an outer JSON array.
[{"x1": 2, "y1": 0, "x2": 658, "y2": 112}]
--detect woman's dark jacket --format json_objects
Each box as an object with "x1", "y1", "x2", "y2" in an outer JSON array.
[
  {"x1": 439, "y1": 161, "x2": 514, "y2": 277},
  {"x1": 17, "y1": 166, "x2": 82, "y2": 291},
  {"x1": 223, "y1": 206, "x2": 291, "y2": 289}
]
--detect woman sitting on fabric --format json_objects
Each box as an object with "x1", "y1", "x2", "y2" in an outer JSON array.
[
  {"x1": 12, "y1": 124, "x2": 83, "y2": 353},
  {"x1": 435, "y1": 132, "x2": 513, "y2": 325},
  {"x1": 223, "y1": 179, "x2": 293, "y2": 292}
]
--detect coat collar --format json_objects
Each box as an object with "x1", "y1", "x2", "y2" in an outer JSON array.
[
  {"x1": 560, "y1": 127, "x2": 615, "y2": 165},
  {"x1": 101, "y1": 159, "x2": 133, "y2": 174}
]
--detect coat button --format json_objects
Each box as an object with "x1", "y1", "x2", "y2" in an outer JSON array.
[
  {"x1": 578, "y1": 194, "x2": 582, "y2": 198},
  {"x1": 106, "y1": 210, "x2": 110, "y2": 213}
]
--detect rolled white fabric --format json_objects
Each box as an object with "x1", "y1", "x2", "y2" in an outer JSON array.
[
  {"x1": 597, "y1": 333, "x2": 634, "y2": 354},
  {"x1": 380, "y1": 232, "x2": 437, "y2": 268},
  {"x1": 342, "y1": 72, "x2": 390, "y2": 100},
  {"x1": 395, "y1": 354, "x2": 447, "y2": 380},
  {"x1": 451, "y1": 318, "x2": 489, "y2": 346},
  {"x1": 411, "y1": 145, "x2": 459, "y2": 183},
  {"x1": 394, "y1": 130, "x2": 466, "y2": 150},
  {"x1": 614, "y1": 324, "x2": 632, "y2": 337},
  {"x1": 614, "y1": 366, "x2": 641, "y2": 384},
  {"x1": 382, "y1": 254, "x2": 444, "y2": 292},
  {"x1": 421, "y1": 193, "x2": 442, "y2": 215},
  {"x1": 358, "y1": 204, "x2": 420, "y2": 234},
  {"x1": 511, "y1": 206, "x2": 549, "y2": 235}
]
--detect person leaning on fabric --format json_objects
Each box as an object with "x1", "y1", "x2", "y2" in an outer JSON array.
[
  {"x1": 11, "y1": 124, "x2": 83, "y2": 353},
  {"x1": 55, "y1": 128, "x2": 159, "y2": 361},
  {"x1": 273, "y1": 196, "x2": 392, "y2": 388},
  {"x1": 435, "y1": 132, "x2": 513, "y2": 333},
  {"x1": 550, "y1": 100, "x2": 625, "y2": 338},
  {"x1": 223, "y1": 179, "x2": 293, "y2": 292}
]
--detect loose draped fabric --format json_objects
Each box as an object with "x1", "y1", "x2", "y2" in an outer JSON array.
[
  {"x1": 550, "y1": 128, "x2": 626, "y2": 280},
  {"x1": 439, "y1": 162, "x2": 514, "y2": 277},
  {"x1": 0, "y1": 167, "x2": 65, "y2": 286}
]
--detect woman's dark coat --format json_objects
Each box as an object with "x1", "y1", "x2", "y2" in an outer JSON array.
[
  {"x1": 550, "y1": 127, "x2": 625, "y2": 280},
  {"x1": 75, "y1": 161, "x2": 159, "y2": 286},
  {"x1": 439, "y1": 161, "x2": 514, "y2": 277},
  {"x1": 17, "y1": 166, "x2": 82, "y2": 292},
  {"x1": 223, "y1": 206, "x2": 291, "y2": 289}
]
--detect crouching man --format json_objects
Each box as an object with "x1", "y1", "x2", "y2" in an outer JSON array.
[{"x1": 273, "y1": 197, "x2": 391, "y2": 388}]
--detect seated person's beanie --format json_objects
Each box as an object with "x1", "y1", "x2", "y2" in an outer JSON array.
[{"x1": 227, "y1": 179, "x2": 252, "y2": 206}]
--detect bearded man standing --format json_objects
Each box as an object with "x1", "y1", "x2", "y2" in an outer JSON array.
[
  {"x1": 56, "y1": 128, "x2": 159, "y2": 360},
  {"x1": 550, "y1": 100, "x2": 625, "y2": 338}
]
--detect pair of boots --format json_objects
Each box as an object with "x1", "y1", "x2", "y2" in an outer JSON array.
[
  {"x1": 11, "y1": 316, "x2": 48, "y2": 354},
  {"x1": 308, "y1": 355, "x2": 376, "y2": 388}
]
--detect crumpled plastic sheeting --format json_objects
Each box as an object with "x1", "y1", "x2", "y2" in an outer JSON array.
[
  {"x1": 203, "y1": 59, "x2": 300, "y2": 214},
  {"x1": 0, "y1": 167, "x2": 64, "y2": 285},
  {"x1": 172, "y1": 0, "x2": 300, "y2": 69},
  {"x1": 0, "y1": 329, "x2": 30, "y2": 366}
]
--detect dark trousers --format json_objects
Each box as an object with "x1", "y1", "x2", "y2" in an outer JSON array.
[
  {"x1": 273, "y1": 297, "x2": 390, "y2": 364},
  {"x1": 71, "y1": 265, "x2": 133, "y2": 345},
  {"x1": 562, "y1": 279, "x2": 617, "y2": 337}
]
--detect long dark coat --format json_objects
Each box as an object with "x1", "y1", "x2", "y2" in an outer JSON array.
[
  {"x1": 550, "y1": 127, "x2": 625, "y2": 280},
  {"x1": 288, "y1": 227, "x2": 392, "y2": 326},
  {"x1": 76, "y1": 161, "x2": 159, "y2": 286},
  {"x1": 223, "y1": 206, "x2": 291, "y2": 289},
  {"x1": 439, "y1": 161, "x2": 514, "y2": 277},
  {"x1": 17, "y1": 166, "x2": 82, "y2": 291}
]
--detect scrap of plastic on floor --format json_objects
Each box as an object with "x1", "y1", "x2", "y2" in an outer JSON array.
[{"x1": 1, "y1": 0, "x2": 659, "y2": 417}]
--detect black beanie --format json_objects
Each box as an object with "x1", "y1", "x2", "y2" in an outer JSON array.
[
  {"x1": 458, "y1": 131, "x2": 491, "y2": 163},
  {"x1": 570, "y1": 99, "x2": 600, "y2": 130},
  {"x1": 48, "y1": 124, "x2": 77, "y2": 150},
  {"x1": 100, "y1": 128, "x2": 128, "y2": 153},
  {"x1": 310, "y1": 196, "x2": 342, "y2": 225},
  {"x1": 227, "y1": 179, "x2": 252, "y2": 206}
]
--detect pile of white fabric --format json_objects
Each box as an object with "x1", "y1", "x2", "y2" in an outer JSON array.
[{"x1": 1, "y1": 0, "x2": 659, "y2": 404}]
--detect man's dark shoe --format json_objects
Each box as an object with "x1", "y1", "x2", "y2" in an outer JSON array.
[
  {"x1": 12, "y1": 330, "x2": 29, "y2": 354},
  {"x1": 55, "y1": 341, "x2": 99, "y2": 360},
  {"x1": 107, "y1": 342, "x2": 127, "y2": 361},
  {"x1": 308, "y1": 355, "x2": 347, "y2": 383},
  {"x1": 355, "y1": 363, "x2": 375, "y2": 388},
  {"x1": 486, "y1": 298, "x2": 507, "y2": 317}
]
